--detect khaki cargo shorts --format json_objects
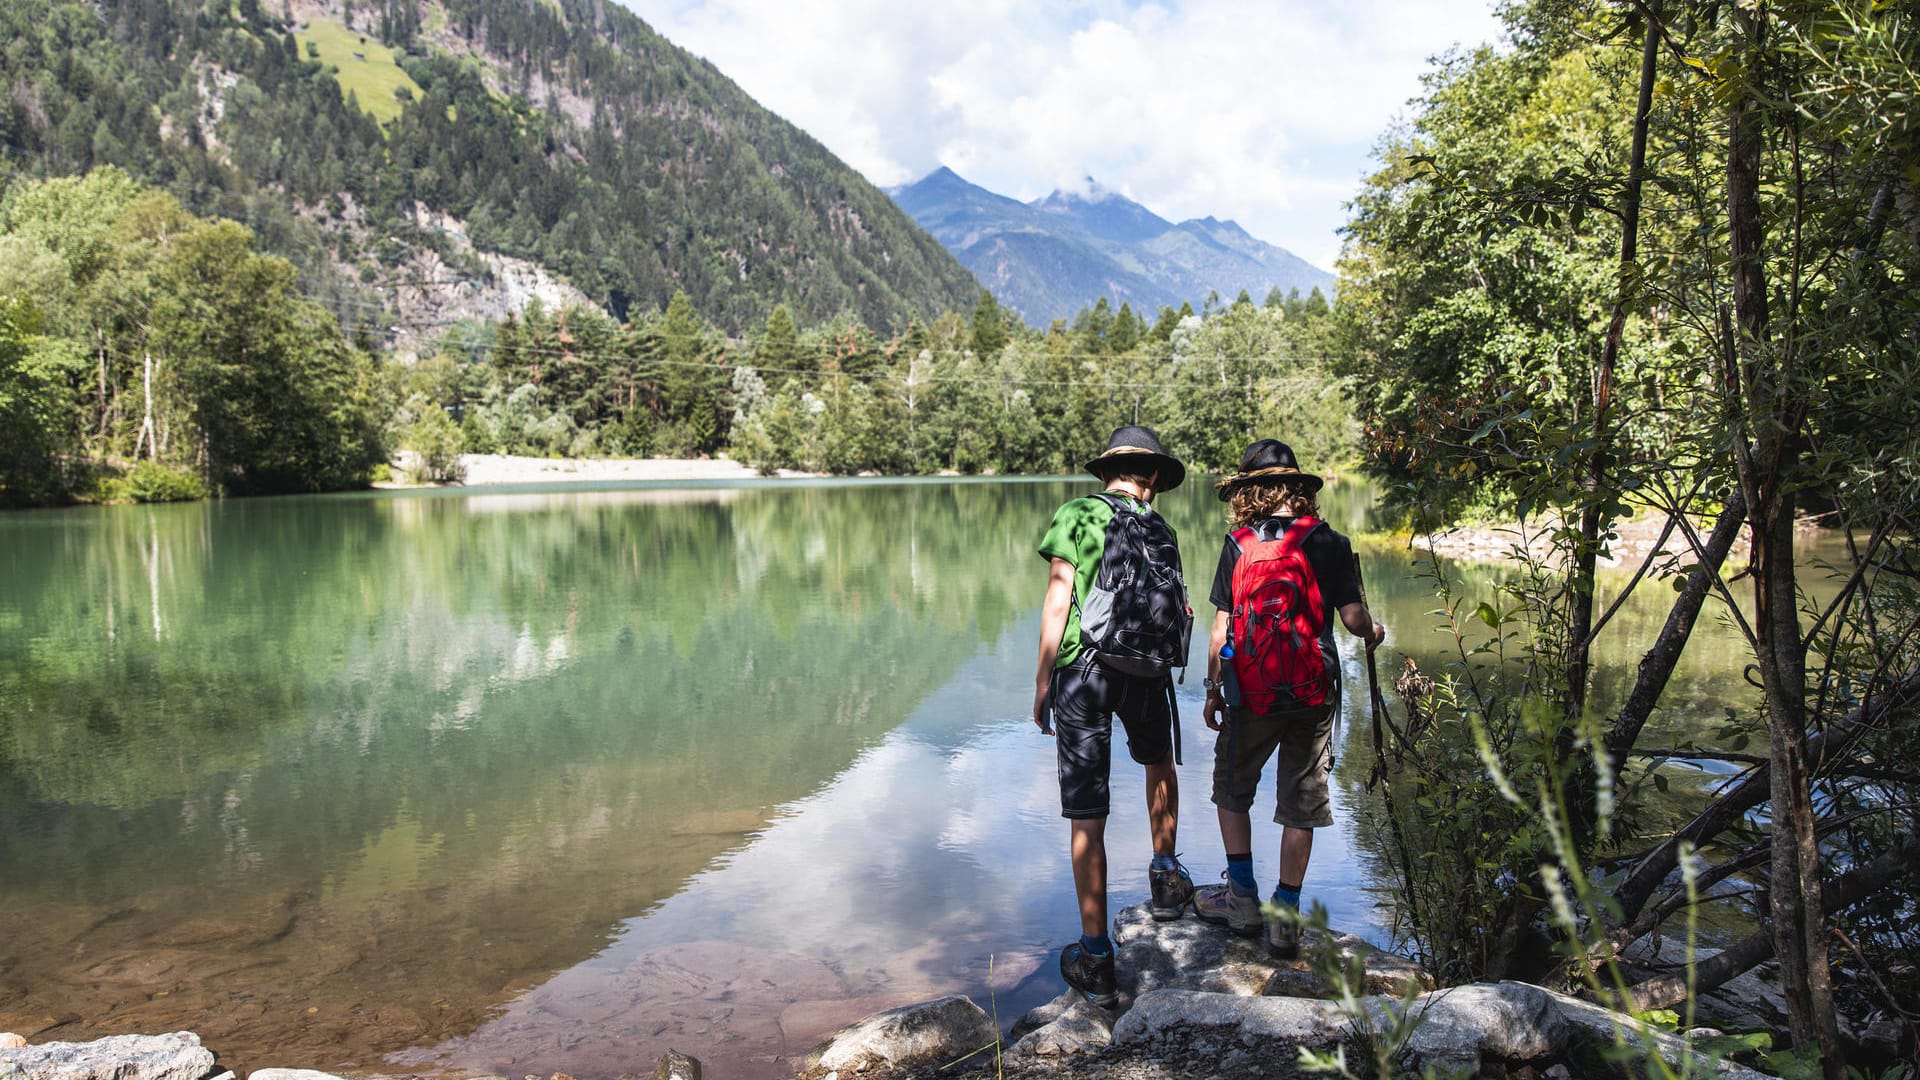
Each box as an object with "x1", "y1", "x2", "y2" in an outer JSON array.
[{"x1": 1209, "y1": 702, "x2": 1335, "y2": 829}]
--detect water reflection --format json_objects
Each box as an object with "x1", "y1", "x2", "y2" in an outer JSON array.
[
  {"x1": 408, "y1": 627, "x2": 1388, "y2": 1080},
  {"x1": 0, "y1": 482, "x2": 1034, "y2": 1070},
  {"x1": 0, "y1": 478, "x2": 1788, "y2": 1077}
]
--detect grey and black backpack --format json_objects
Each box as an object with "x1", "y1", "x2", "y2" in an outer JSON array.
[{"x1": 1076, "y1": 493, "x2": 1194, "y2": 679}]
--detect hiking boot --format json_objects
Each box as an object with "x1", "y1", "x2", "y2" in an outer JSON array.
[
  {"x1": 1193, "y1": 881, "x2": 1262, "y2": 937},
  {"x1": 1264, "y1": 902, "x2": 1301, "y2": 960},
  {"x1": 1058, "y1": 942, "x2": 1117, "y2": 1009},
  {"x1": 1148, "y1": 858, "x2": 1195, "y2": 920}
]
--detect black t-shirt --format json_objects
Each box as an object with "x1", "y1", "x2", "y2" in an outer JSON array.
[{"x1": 1208, "y1": 516, "x2": 1362, "y2": 616}]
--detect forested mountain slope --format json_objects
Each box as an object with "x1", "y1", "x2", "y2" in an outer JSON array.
[{"x1": 0, "y1": 0, "x2": 981, "y2": 336}]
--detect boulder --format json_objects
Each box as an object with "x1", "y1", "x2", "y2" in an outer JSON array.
[
  {"x1": 1007, "y1": 990, "x2": 1079, "y2": 1041},
  {"x1": 1391, "y1": 983, "x2": 1573, "y2": 1072},
  {"x1": 1111, "y1": 902, "x2": 1433, "y2": 1002},
  {"x1": 0, "y1": 1038, "x2": 23, "y2": 1051},
  {"x1": 1111, "y1": 989, "x2": 1346, "y2": 1045},
  {"x1": 647, "y1": 1050, "x2": 701, "y2": 1080},
  {"x1": 800, "y1": 995, "x2": 998, "y2": 1076},
  {"x1": 1519, "y1": 983, "x2": 1771, "y2": 1079},
  {"x1": 1005, "y1": 1000, "x2": 1113, "y2": 1060},
  {"x1": 1108, "y1": 982, "x2": 1773, "y2": 1080},
  {"x1": 0, "y1": 1031, "x2": 215, "y2": 1080}
]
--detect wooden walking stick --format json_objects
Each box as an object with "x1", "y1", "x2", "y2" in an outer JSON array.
[{"x1": 1356, "y1": 552, "x2": 1390, "y2": 790}]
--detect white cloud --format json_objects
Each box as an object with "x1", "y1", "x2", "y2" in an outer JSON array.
[{"x1": 618, "y1": 0, "x2": 1504, "y2": 271}]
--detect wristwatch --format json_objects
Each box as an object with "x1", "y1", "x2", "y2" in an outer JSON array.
[{"x1": 1202, "y1": 677, "x2": 1224, "y2": 696}]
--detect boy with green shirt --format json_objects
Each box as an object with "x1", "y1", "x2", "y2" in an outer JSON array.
[{"x1": 1033, "y1": 425, "x2": 1195, "y2": 1008}]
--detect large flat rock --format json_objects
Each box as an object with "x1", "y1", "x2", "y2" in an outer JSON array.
[
  {"x1": 1111, "y1": 902, "x2": 1432, "y2": 1004},
  {"x1": 0, "y1": 1031, "x2": 216, "y2": 1080}
]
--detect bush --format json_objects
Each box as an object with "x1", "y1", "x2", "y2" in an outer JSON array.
[{"x1": 126, "y1": 462, "x2": 207, "y2": 503}]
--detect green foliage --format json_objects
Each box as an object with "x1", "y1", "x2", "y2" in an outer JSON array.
[
  {"x1": 0, "y1": 297, "x2": 84, "y2": 506},
  {"x1": 0, "y1": 170, "x2": 386, "y2": 504},
  {"x1": 125, "y1": 461, "x2": 207, "y2": 502},
  {"x1": 969, "y1": 291, "x2": 1011, "y2": 358},
  {"x1": 1342, "y1": 0, "x2": 1920, "y2": 1053}
]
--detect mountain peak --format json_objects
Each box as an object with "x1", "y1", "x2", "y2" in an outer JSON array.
[
  {"x1": 890, "y1": 170, "x2": 1335, "y2": 324},
  {"x1": 1051, "y1": 176, "x2": 1118, "y2": 203},
  {"x1": 1029, "y1": 181, "x2": 1172, "y2": 246}
]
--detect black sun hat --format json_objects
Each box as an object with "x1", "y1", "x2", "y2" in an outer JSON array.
[
  {"x1": 1084, "y1": 425, "x2": 1186, "y2": 492},
  {"x1": 1214, "y1": 439, "x2": 1324, "y2": 501}
]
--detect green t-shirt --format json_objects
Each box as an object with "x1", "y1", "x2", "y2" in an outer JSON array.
[{"x1": 1037, "y1": 491, "x2": 1169, "y2": 668}]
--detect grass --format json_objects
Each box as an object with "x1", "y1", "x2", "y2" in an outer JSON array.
[{"x1": 295, "y1": 18, "x2": 423, "y2": 126}]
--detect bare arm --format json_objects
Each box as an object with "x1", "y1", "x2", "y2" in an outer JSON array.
[
  {"x1": 1033, "y1": 557, "x2": 1075, "y2": 730},
  {"x1": 1203, "y1": 609, "x2": 1230, "y2": 730},
  {"x1": 1338, "y1": 601, "x2": 1386, "y2": 650}
]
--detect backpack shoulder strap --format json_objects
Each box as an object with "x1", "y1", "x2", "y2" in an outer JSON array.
[
  {"x1": 1229, "y1": 525, "x2": 1257, "y2": 553},
  {"x1": 1278, "y1": 516, "x2": 1325, "y2": 551}
]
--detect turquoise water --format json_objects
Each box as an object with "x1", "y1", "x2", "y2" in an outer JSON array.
[{"x1": 0, "y1": 478, "x2": 1767, "y2": 1077}]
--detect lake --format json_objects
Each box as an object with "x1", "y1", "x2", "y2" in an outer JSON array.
[{"x1": 0, "y1": 477, "x2": 1773, "y2": 1077}]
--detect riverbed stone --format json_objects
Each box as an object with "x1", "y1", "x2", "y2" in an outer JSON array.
[
  {"x1": 1005, "y1": 1000, "x2": 1113, "y2": 1060},
  {"x1": 800, "y1": 995, "x2": 998, "y2": 1076},
  {"x1": 0, "y1": 1031, "x2": 215, "y2": 1080},
  {"x1": 647, "y1": 1049, "x2": 701, "y2": 1080},
  {"x1": 247, "y1": 1070, "x2": 346, "y2": 1080},
  {"x1": 1112, "y1": 902, "x2": 1433, "y2": 1003},
  {"x1": 0, "y1": 1037, "x2": 23, "y2": 1050}
]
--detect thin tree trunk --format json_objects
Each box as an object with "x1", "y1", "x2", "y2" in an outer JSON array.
[
  {"x1": 1568, "y1": 3, "x2": 1662, "y2": 725},
  {"x1": 135, "y1": 351, "x2": 157, "y2": 461},
  {"x1": 97, "y1": 332, "x2": 110, "y2": 443},
  {"x1": 1604, "y1": 491, "x2": 1748, "y2": 776},
  {"x1": 1725, "y1": 18, "x2": 1842, "y2": 1066}
]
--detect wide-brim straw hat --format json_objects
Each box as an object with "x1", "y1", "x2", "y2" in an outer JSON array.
[
  {"x1": 1084, "y1": 425, "x2": 1186, "y2": 492},
  {"x1": 1215, "y1": 438, "x2": 1324, "y2": 500}
]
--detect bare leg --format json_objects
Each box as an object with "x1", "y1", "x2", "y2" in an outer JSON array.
[
  {"x1": 1144, "y1": 756, "x2": 1179, "y2": 856},
  {"x1": 1278, "y1": 825, "x2": 1315, "y2": 893},
  {"x1": 1217, "y1": 806, "x2": 1253, "y2": 859},
  {"x1": 1070, "y1": 818, "x2": 1108, "y2": 938}
]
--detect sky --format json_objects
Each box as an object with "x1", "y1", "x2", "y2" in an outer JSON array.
[{"x1": 615, "y1": 0, "x2": 1508, "y2": 271}]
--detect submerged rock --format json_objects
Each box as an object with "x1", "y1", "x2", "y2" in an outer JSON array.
[
  {"x1": 800, "y1": 994, "x2": 998, "y2": 1077},
  {"x1": 0, "y1": 1031, "x2": 215, "y2": 1080},
  {"x1": 648, "y1": 1049, "x2": 701, "y2": 1080},
  {"x1": 246, "y1": 1071, "x2": 345, "y2": 1080}
]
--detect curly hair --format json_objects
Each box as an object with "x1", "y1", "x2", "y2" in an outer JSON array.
[{"x1": 1228, "y1": 480, "x2": 1319, "y2": 528}]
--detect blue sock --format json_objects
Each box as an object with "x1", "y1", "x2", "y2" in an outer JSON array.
[
  {"x1": 1272, "y1": 883, "x2": 1302, "y2": 912},
  {"x1": 1080, "y1": 932, "x2": 1113, "y2": 956},
  {"x1": 1226, "y1": 855, "x2": 1257, "y2": 895},
  {"x1": 1150, "y1": 852, "x2": 1177, "y2": 872}
]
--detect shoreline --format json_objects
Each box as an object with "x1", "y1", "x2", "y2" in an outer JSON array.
[{"x1": 379, "y1": 452, "x2": 820, "y2": 487}]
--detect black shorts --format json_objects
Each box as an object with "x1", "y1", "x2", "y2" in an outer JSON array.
[{"x1": 1050, "y1": 653, "x2": 1176, "y2": 819}]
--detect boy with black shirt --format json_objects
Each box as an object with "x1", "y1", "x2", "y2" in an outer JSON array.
[
  {"x1": 1192, "y1": 439, "x2": 1385, "y2": 958},
  {"x1": 1033, "y1": 425, "x2": 1196, "y2": 1008}
]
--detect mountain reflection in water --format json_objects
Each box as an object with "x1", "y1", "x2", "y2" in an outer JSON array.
[{"x1": 0, "y1": 477, "x2": 1766, "y2": 1077}]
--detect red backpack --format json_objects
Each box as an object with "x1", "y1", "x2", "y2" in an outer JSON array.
[{"x1": 1226, "y1": 517, "x2": 1332, "y2": 711}]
